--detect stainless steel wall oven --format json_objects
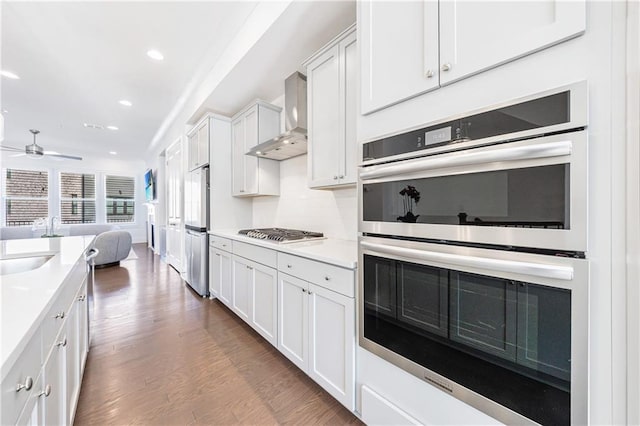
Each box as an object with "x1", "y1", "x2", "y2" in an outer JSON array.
[{"x1": 358, "y1": 82, "x2": 589, "y2": 425}]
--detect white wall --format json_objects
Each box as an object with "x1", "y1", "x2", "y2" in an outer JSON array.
[
  {"x1": 0, "y1": 153, "x2": 147, "y2": 243},
  {"x1": 252, "y1": 155, "x2": 357, "y2": 240}
]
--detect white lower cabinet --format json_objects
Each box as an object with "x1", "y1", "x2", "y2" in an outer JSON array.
[
  {"x1": 230, "y1": 253, "x2": 278, "y2": 347},
  {"x1": 250, "y1": 261, "x2": 278, "y2": 346},
  {"x1": 278, "y1": 274, "x2": 309, "y2": 371},
  {"x1": 42, "y1": 332, "x2": 65, "y2": 426},
  {"x1": 208, "y1": 234, "x2": 356, "y2": 412},
  {"x1": 277, "y1": 271, "x2": 355, "y2": 410},
  {"x1": 232, "y1": 255, "x2": 252, "y2": 323}
]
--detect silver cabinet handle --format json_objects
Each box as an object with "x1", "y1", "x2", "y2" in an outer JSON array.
[
  {"x1": 441, "y1": 63, "x2": 451, "y2": 72},
  {"x1": 287, "y1": 264, "x2": 292, "y2": 269},
  {"x1": 339, "y1": 175, "x2": 344, "y2": 179},
  {"x1": 222, "y1": 244, "x2": 227, "y2": 247},
  {"x1": 57, "y1": 337, "x2": 67, "y2": 347},
  {"x1": 308, "y1": 291, "x2": 313, "y2": 295},
  {"x1": 239, "y1": 190, "x2": 245, "y2": 193},
  {"x1": 247, "y1": 266, "x2": 253, "y2": 270},
  {"x1": 324, "y1": 276, "x2": 331, "y2": 281},
  {"x1": 425, "y1": 69, "x2": 434, "y2": 78},
  {"x1": 38, "y1": 385, "x2": 52, "y2": 398},
  {"x1": 16, "y1": 376, "x2": 33, "y2": 392},
  {"x1": 78, "y1": 295, "x2": 86, "y2": 301},
  {"x1": 333, "y1": 176, "x2": 338, "y2": 180},
  {"x1": 54, "y1": 311, "x2": 65, "y2": 319},
  {"x1": 85, "y1": 248, "x2": 99, "y2": 262},
  {"x1": 216, "y1": 253, "x2": 221, "y2": 257},
  {"x1": 302, "y1": 288, "x2": 306, "y2": 293}
]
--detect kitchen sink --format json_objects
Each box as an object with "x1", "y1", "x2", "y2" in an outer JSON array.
[{"x1": 0, "y1": 255, "x2": 54, "y2": 276}]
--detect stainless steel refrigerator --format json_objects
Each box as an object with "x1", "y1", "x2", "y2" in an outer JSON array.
[{"x1": 184, "y1": 166, "x2": 209, "y2": 297}]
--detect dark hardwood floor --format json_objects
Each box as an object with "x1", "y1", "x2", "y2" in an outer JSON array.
[{"x1": 74, "y1": 244, "x2": 361, "y2": 425}]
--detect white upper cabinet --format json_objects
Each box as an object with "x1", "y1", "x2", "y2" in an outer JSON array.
[
  {"x1": 306, "y1": 25, "x2": 358, "y2": 188},
  {"x1": 187, "y1": 117, "x2": 210, "y2": 171},
  {"x1": 359, "y1": 0, "x2": 585, "y2": 115},
  {"x1": 359, "y1": 2, "x2": 439, "y2": 115},
  {"x1": 232, "y1": 101, "x2": 281, "y2": 197},
  {"x1": 439, "y1": 0, "x2": 586, "y2": 85}
]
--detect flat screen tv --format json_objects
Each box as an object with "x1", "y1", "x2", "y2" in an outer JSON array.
[{"x1": 144, "y1": 169, "x2": 156, "y2": 202}]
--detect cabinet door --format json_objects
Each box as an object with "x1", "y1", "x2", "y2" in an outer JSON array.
[
  {"x1": 243, "y1": 107, "x2": 259, "y2": 194},
  {"x1": 250, "y1": 261, "x2": 278, "y2": 346},
  {"x1": 308, "y1": 45, "x2": 341, "y2": 188},
  {"x1": 197, "y1": 120, "x2": 209, "y2": 168},
  {"x1": 15, "y1": 374, "x2": 43, "y2": 426},
  {"x1": 308, "y1": 283, "x2": 355, "y2": 410},
  {"x1": 232, "y1": 256, "x2": 251, "y2": 322},
  {"x1": 187, "y1": 132, "x2": 198, "y2": 171},
  {"x1": 339, "y1": 31, "x2": 358, "y2": 185},
  {"x1": 42, "y1": 335, "x2": 66, "y2": 426},
  {"x1": 219, "y1": 250, "x2": 233, "y2": 307},
  {"x1": 231, "y1": 117, "x2": 246, "y2": 195},
  {"x1": 439, "y1": 0, "x2": 585, "y2": 85},
  {"x1": 77, "y1": 281, "x2": 89, "y2": 372},
  {"x1": 277, "y1": 273, "x2": 308, "y2": 371},
  {"x1": 359, "y1": 0, "x2": 439, "y2": 115},
  {"x1": 65, "y1": 302, "x2": 79, "y2": 424},
  {"x1": 209, "y1": 248, "x2": 221, "y2": 298}
]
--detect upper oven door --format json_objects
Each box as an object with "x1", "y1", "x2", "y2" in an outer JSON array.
[{"x1": 359, "y1": 130, "x2": 587, "y2": 253}]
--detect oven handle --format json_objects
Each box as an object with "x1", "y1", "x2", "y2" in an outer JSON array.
[
  {"x1": 359, "y1": 140, "x2": 572, "y2": 180},
  {"x1": 360, "y1": 241, "x2": 574, "y2": 281}
]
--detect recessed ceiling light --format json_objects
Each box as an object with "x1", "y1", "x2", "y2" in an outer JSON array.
[
  {"x1": 0, "y1": 70, "x2": 20, "y2": 79},
  {"x1": 83, "y1": 123, "x2": 104, "y2": 129},
  {"x1": 119, "y1": 99, "x2": 132, "y2": 107},
  {"x1": 107, "y1": 126, "x2": 119, "y2": 131},
  {"x1": 2, "y1": 109, "x2": 8, "y2": 114},
  {"x1": 109, "y1": 151, "x2": 117, "y2": 155},
  {"x1": 147, "y1": 49, "x2": 164, "y2": 61}
]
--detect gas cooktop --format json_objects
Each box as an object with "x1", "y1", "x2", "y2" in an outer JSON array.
[{"x1": 238, "y1": 228, "x2": 325, "y2": 244}]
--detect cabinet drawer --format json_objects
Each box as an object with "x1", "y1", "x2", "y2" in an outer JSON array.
[
  {"x1": 233, "y1": 241, "x2": 277, "y2": 268},
  {"x1": 278, "y1": 253, "x2": 355, "y2": 298},
  {"x1": 1, "y1": 329, "x2": 42, "y2": 426},
  {"x1": 209, "y1": 235, "x2": 232, "y2": 252},
  {"x1": 361, "y1": 385, "x2": 421, "y2": 426},
  {"x1": 42, "y1": 257, "x2": 86, "y2": 354}
]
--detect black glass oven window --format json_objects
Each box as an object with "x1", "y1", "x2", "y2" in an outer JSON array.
[
  {"x1": 363, "y1": 91, "x2": 570, "y2": 161},
  {"x1": 363, "y1": 254, "x2": 571, "y2": 425},
  {"x1": 363, "y1": 164, "x2": 569, "y2": 229}
]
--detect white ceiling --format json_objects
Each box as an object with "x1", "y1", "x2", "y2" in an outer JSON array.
[
  {"x1": 1, "y1": 1, "x2": 258, "y2": 159},
  {"x1": 192, "y1": 0, "x2": 356, "y2": 120},
  {"x1": 1, "y1": 1, "x2": 357, "y2": 163}
]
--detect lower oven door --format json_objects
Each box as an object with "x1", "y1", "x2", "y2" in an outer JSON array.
[
  {"x1": 359, "y1": 235, "x2": 588, "y2": 425},
  {"x1": 359, "y1": 130, "x2": 587, "y2": 254}
]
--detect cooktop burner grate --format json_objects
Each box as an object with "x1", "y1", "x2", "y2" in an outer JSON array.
[{"x1": 238, "y1": 228, "x2": 325, "y2": 243}]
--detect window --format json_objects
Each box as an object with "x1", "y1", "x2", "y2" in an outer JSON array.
[
  {"x1": 3, "y1": 168, "x2": 49, "y2": 226},
  {"x1": 60, "y1": 172, "x2": 96, "y2": 224},
  {"x1": 105, "y1": 175, "x2": 135, "y2": 223}
]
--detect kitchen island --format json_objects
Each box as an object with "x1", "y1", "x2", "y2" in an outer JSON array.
[{"x1": 1, "y1": 235, "x2": 95, "y2": 425}]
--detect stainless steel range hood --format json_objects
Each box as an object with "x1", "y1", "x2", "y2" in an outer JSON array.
[{"x1": 247, "y1": 72, "x2": 307, "y2": 161}]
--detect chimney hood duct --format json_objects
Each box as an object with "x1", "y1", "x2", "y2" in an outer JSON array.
[{"x1": 247, "y1": 72, "x2": 307, "y2": 161}]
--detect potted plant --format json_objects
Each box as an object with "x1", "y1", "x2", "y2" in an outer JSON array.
[{"x1": 397, "y1": 185, "x2": 421, "y2": 223}]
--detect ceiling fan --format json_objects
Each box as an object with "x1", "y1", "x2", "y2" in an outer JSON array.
[{"x1": 0, "y1": 129, "x2": 82, "y2": 161}]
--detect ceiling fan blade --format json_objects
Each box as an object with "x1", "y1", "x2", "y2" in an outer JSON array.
[
  {"x1": 45, "y1": 153, "x2": 83, "y2": 161},
  {"x1": 0, "y1": 145, "x2": 24, "y2": 152}
]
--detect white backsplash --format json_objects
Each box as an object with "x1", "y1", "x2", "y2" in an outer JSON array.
[{"x1": 252, "y1": 154, "x2": 358, "y2": 241}]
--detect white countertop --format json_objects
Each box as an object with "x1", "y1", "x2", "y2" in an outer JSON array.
[
  {"x1": 1, "y1": 235, "x2": 95, "y2": 378},
  {"x1": 208, "y1": 229, "x2": 357, "y2": 269}
]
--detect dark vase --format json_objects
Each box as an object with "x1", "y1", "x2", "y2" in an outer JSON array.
[{"x1": 397, "y1": 212, "x2": 420, "y2": 223}]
